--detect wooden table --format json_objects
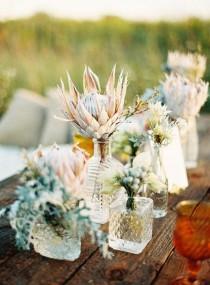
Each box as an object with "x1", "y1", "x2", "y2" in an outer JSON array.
[{"x1": 0, "y1": 165, "x2": 210, "y2": 285}]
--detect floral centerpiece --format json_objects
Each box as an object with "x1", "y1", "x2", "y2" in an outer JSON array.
[
  {"x1": 57, "y1": 66, "x2": 149, "y2": 224},
  {"x1": 101, "y1": 164, "x2": 163, "y2": 254},
  {"x1": 162, "y1": 72, "x2": 209, "y2": 168},
  {"x1": 0, "y1": 145, "x2": 111, "y2": 261},
  {"x1": 144, "y1": 101, "x2": 176, "y2": 217}
]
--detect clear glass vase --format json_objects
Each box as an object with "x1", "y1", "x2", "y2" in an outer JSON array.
[
  {"x1": 109, "y1": 196, "x2": 153, "y2": 254},
  {"x1": 31, "y1": 217, "x2": 81, "y2": 261},
  {"x1": 86, "y1": 138, "x2": 122, "y2": 224},
  {"x1": 179, "y1": 116, "x2": 199, "y2": 169},
  {"x1": 147, "y1": 142, "x2": 168, "y2": 218}
]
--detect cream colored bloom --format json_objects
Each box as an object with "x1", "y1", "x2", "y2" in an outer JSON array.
[
  {"x1": 167, "y1": 51, "x2": 206, "y2": 81},
  {"x1": 44, "y1": 144, "x2": 88, "y2": 197},
  {"x1": 29, "y1": 144, "x2": 89, "y2": 198},
  {"x1": 58, "y1": 65, "x2": 128, "y2": 140},
  {"x1": 162, "y1": 73, "x2": 209, "y2": 119},
  {"x1": 145, "y1": 102, "x2": 174, "y2": 145}
]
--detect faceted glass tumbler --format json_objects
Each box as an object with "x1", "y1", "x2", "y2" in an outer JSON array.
[
  {"x1": 31, "y1": 217, "x2": 81, "y2": 261},
  {"x1": 86, "y1": 139, "x2": 122, "y2": 224},
  {"x1": 109, "y1": 197, "x2": 153, "y2": 254}
]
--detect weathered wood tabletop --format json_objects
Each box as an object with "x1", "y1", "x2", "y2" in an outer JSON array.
[
  {"x1": 1, "y1": 115, "x2": 210, "y2": 285},
  {"x1": 0, "y1": 165, "x2": 210, "y2": 285}
]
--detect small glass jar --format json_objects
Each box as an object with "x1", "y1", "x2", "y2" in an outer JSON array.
[
  {"x1": 179, "y1": 116, "x2": 199, "y2": 169},
  {"x1": 147, "y1": 142, "x2": 168, "y2": 218},
  {"x1": 109, "y1": 196, "x2": 153, "y2": 254},
  {"x1": 31, "y1": 217, "x2": 81, "y2": 261},
  {"x1": 86, "y1": 138, "x2": 122, "y2": 224}
]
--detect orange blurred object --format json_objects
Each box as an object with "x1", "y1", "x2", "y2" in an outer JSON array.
[
  {"x1": 171, "y1": 200, "x2": 210, "y2": 285},
  {"x1": 73, "y1": 134, "x2": 94, "y2": 156}
]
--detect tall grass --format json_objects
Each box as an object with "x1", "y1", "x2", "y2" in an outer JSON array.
[{"x1": 0, "y1": 14, "x2": 210, "y2": 115}]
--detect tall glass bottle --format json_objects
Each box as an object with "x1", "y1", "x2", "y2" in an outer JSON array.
[
  {"x1": 86, "y1": 138, "x2": 122, "y2": 224},
  {"x1": 147, "y1": 141, "x2": 168, "y2": 218},
  {"x1": 179, "y1": 117, "x2": 198, "y2": 169}
]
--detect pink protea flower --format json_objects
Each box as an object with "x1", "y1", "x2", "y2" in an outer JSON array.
[
  {"x1": 30, "y1": 144, "x2": 89, "y2": 198},
  {"x1": 58, "y1": 65, "x2": 128, "y2": 140}
]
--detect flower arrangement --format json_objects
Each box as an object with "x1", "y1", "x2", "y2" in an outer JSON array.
[
  {"x1": 162, "y1": 73, "x2": 209, "y2": 120},
  {"x1": 0, "y1": 145, "x2": 111, "y2": 260},
  {"x1": 58, "y1": 66, "x2": 148, "y2": 140},
  {"x1": 101, "y1": 165, "x2": 166, "y2": 211},
  {"x1": 166, "y1": 51, "x2": 206, "y2": 81},
  {"x1": 57, "y1": 66, "x2": 151, "y2": 224}
]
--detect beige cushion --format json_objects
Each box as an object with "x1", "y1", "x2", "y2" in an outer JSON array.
[
  {"x1": 0, "y1": 89, "x2": 47, "y2": 147},
  {"x1": 39, "y1": 88, "x2": 72, "y2": 146}
]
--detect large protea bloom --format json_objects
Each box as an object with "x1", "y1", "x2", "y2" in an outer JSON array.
[
  {"x1": 58, "y1": 66, "x2": 128, "y2": 140},
  {"x1": 31, "y1": 144, "x2": 89, "y2": 198},
  {"x1": 166, "y1": 51, "x2": 206, "y2": 81},
  {"x1": 162, "y1": 73, "x2": 209, "y2": 119}
]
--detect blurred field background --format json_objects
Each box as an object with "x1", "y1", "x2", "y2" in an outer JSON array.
[{"x1": 1, "y1": 13, "x2": 210, "y2": 116}]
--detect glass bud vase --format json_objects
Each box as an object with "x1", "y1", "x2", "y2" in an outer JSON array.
[
  {"x1": 147, "y1": 142, "x2": 168, "y2": 218},
  {"x1": 31, "y1": 217, "x2": 81, "y2": 261},
  {"x1": 86, "y1": 138, "x2": 122, "y2": 224},
  {"x1": 109, "y1": 196, "x2": 153, "y2": 254},
  {"x1": 179, "y1": 116, "x2": 199, "y2": 169}
]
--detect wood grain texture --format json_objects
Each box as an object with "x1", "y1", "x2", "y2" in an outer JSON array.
[{"x1": 0, "y1": 164, "x2": 210, "y2": 285}]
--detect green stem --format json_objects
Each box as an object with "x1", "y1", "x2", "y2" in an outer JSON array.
[{"x1": 126, "y1": 196, "x2": 136, "y2": 211}]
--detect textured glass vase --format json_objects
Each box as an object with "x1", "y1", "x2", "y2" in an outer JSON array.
[
  {"x1": 109, "y1": 197, "x2": 153, "y2": 254},
  {"x1": 179, "y1": 117, "x2": 199, "y2": 169},
  {"x1": 86, "y1": 139, "x2": 122, "y2": 224},
  {"x1": 31, "y1": 217, "x2": 81, "y2": 261},
  {"x1": 147, "y1": 142, "x2": 168, "y2": 218}
]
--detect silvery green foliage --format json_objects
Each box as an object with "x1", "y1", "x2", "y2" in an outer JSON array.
[{"x1": 0, "y1": 162, "x2": 111, "y2": 258}]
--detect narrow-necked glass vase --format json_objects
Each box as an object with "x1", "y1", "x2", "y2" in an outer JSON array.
[
  {"x1": 109, "y1": 196, "x2": 153, "y2": 254},
  {"x1": 86, "y1": 138, "x2": 122, "y2": 224},
  {"x1": 147, "y1": 141, "x2": 168, "y2": 218}
]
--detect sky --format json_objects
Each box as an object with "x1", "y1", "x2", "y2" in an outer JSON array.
[{"x1": 0, "y1": 0, "x2": 210, "y2": 22}]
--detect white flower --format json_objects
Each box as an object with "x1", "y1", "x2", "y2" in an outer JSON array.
[
  {"x1": 58, "y1": 65, "x2": 128, "y2": 140},
  {"x1": 148, "y1": 101, "x2": 170, "y2": 119},
  {"x1": 167, "y1": 51, "x2": 206, "y2": 81},
  {"x1": 145, "y1": 102, "x2": 174, "y2": 145},
  {"x1": 28, "y1": 144, "x2": 89, "y2": 198},
  {"x1": 162, "y1": 73, "x2": 209, "y2": 119}
]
